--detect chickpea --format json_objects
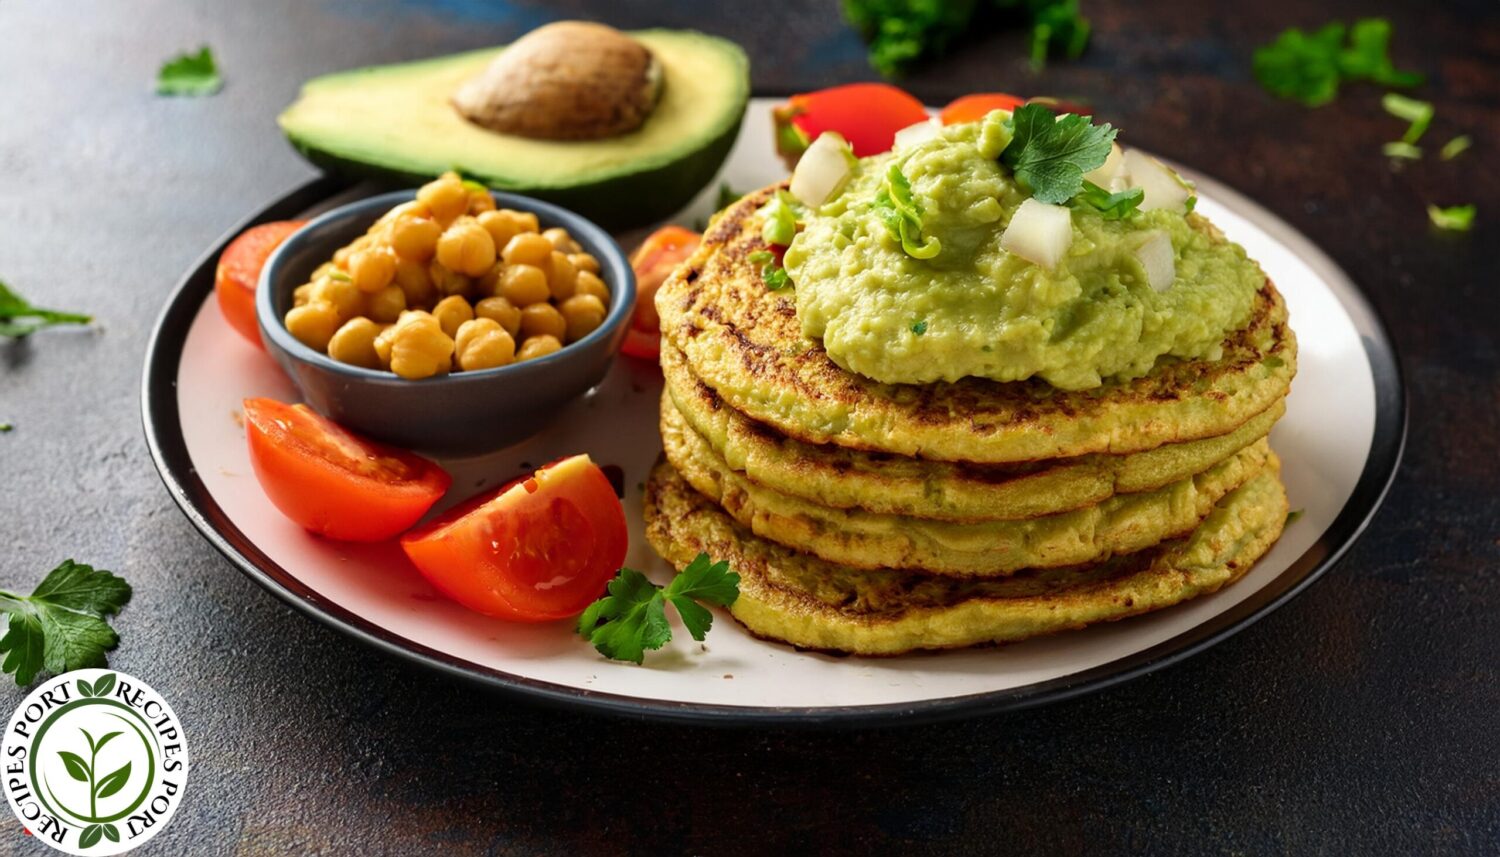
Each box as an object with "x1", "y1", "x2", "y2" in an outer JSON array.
[
  {"x1": 365, "y1": 285, "x2": 407, "y2": 324},
  {"x1": 501, "y1": 232, "x2": 554, "y2": 267},
  {"x1": 477, "y1": 210, "x2": 523, "y2": 251},
  {"x1": 309, "y1": 275, "x2": 362, "y2": 321},
  {"x1": 506, "y1": 208, "x2": 540, "y2": 234},
  {"x1": 327, "y1": 317, "x2": 383, "y2": 368},
  {"x1": 284, "y1": 301, "x2": 341, "y2": 352},
  {"x1": 332, "y1": 234, "x2": 371, "y2": 268},
  {"x1": 292, "y1": 283, "x2": 314, "y2": 307},
  {"x1": 431, "y1": 295, "x2": 474, "y2": 339},
  {"x1": 573, "y1": 270, "x2": 610, "y2": 302},
  {"x1": 516, "y1": 334, "x2": 562, "y2": 362},
  {"x1": 428, "y1": 261, "x2": 473, "y2": 299},
  {"x1": 542, "y1": 227, "x2": 581, "y2": 254},
  {"x1": 388, "y1": 313, "x2": 454, "y2": 379},
  {"x1": 569, "y1": 252, "x2": 600, "y2": 274},
  {"x1": 474, "y1": 296, "x2": 522, "y2": 338},
  {"x1": 467, "y1": 188, "x2": 496, "y2": 215},
  {"x1": 373, "y1": 323, "x2": 397, "y2": 368},
  {"x1": 476, "y1": 262, "x2": 504, "y2": 296},
  {"x1": 436, "y1": 217, "x2": 497, "y2": 277},
  {"x1": 349, "y1": 246, "x2": 397, "y2": 294},
  {"x1": 454, "y1": 318, "x2": 517, "y2": 371},
  {"x1": 546, "y1": 251, "x2": 578, "y2": 301},
  {"x1": 389, "y1": 214, "x2": 443, "y2": 262},
  {"x1": 393, "y1": 257, "x2": 434, "y2": 308},
  {"x1": 560, "y1": 294, "x2": 607, "y2": 342},
  {"x1": 519, "y1": 302, "x2": 567, "y2": 342},
  {"x1": 376, "y1": 200, "x2": 428, "y2": 226},
  {"x1": 499, "y1": 263, "x2": 550, "y2": 306},
  {"x1": 417, "y1": 173, "x2": 470, "y2": 225}
]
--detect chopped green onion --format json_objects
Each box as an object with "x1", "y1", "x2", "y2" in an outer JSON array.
[
  {"x1": 757, "y1": 191, "x2": 801, "y2": 247},
  {"x1": 1427, "y1": 204, "x2": 1475, "y2": 232},
  {"x1": 1440, "y1": 135, "x2": 1471, "y2": 161}
]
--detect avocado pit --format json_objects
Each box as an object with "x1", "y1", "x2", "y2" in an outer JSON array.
[{"x1": 451, "y1": 21, "x2": 662, "y2": 141}]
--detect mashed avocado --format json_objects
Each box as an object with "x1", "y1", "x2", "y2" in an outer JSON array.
[{"x1": 782, "y1": 112, "x2": 1264, "y2": 389}]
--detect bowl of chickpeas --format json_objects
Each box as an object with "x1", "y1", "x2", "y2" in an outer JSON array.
[{"x1": 257, "y1": 173, "x2": 636, "y2": 453}]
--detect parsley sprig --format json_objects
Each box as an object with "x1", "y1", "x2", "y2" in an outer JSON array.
[
  {"x1": 156, "y1": 46, "x2": 222, "y2": 96},
  {"x1": 873, "y1": 163, "x2": 941, "y2": 259},
  {"x1": 999, "y1": 103, "x2": 1117, "y2": 204},
  {"x1": 842, "y1": 0, "x2": 1089, "y2": 78},
  {"x1": 577, "y1": 555, "x2": 740, "y2": 664},
  {"x1": 1253, "y1": 19, "x2": 1421, "y2": 107},
  {"x1": 0, "y1": 561, "x2": 132, "y2": 686},
  {"x1": 0, "y1": 281, "x2": 91, "y2": 338}
]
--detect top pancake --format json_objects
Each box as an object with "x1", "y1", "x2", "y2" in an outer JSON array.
[{"x1": 657, "y1": 184, "x2": 1298, "y2": 465}]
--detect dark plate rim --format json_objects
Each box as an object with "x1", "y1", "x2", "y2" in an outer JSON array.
[{"x1": 141, "y1": 174, "x2": 1406, "y2": 729}]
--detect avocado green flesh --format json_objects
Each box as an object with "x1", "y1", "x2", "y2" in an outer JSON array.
[
  {"x1": 784, "y1": 114, "x2": 1264, "y2": 388},
  {"x1": 277, "y1": 30, "x2": 749, "y2": 229}
]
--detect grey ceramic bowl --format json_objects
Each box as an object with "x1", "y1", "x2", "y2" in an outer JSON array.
[{"x1": 257, "y1": 190, "x2": 636, "y2": 455}]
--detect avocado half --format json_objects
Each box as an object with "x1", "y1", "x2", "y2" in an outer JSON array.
[{"x1": 278, "y1": 30, "x2": 749, "y2": 230}]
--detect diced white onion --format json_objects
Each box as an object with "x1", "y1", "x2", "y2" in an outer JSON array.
[
  {"x1": 1123, "y1": 149, "x2": 1194, "y2": 213},
  {"x1": 789, "y1": 131, "x2": 854, "y2": 208},
  {"x1": 1083, "y1": 143, "x2": 1128, "y2": 192},
  {"x1": 1000, "y1": 199, "x2": 1074, "y2": 270},
  {"x1": 1135, "y1": 230, "x2": 1176, "y2": 292},
  {"x1": 893, "y1": 118, "x2": 942, "y2": 150}
]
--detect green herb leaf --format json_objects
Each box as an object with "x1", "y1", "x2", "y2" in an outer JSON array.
[
  {"x1": 762, "y1": 264, "x2": 792, "y2": 290},
  {"x1": 1382, "y1": 93, "x2": 1433, "y2": 145},
  {"x1": 0, "y1": 281, "x2": 91, "y2": 338},
  {"x1": 156, "y1": 46, "x2": 222, "y2": 96},
  {"x1": 872, "y1": 163, "x2": 941, "y2": 258},
  {"x1": 999, "y1": 104, "x2": 1116, "y2": 204},
  {"x1": 843, "y1": 0, "x2": 1089, "y2": 78},
  {"x1": 1440, "y1": 135, "x2": 1471, "y2": 161},
  {"x1": 1074, "y1": 181, "x2": 1144, "y2": 220},
  {"x1": 577, "y1": 555, "x2": 739, "y2": 664},
  {"x1": 757, "y1": 190, "x2": 802, "y2": 247},
  {"x1": 1427, "y1": 204, "x2": 1475, "y2": 232},
  {"x1": 910, "y1": 319, "x2": 928, "y2": 336},
  {"x1": 0, "y1": 561, "x2": 131, "y2": 686},
  {"x1": 1253, "y1": 18, "x2": 1421, "y2": 106},
  {"x1": 0, "y1": 423, "x2": 12, "y2": 433},
  {"x1": 1382, "y1": 141, "x2": 1421, "y2": 160}
]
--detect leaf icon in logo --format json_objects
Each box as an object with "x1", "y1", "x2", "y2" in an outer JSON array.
[
  {"x1": 95, "y1": 761, "x2": 132, "y2": 800},
  {"x1": 76, "y1": 678, "x2": 94, "y2": 697},
  {"x1": 102, "y1": 823, "x2": 119, "y2": 842},
  {"x1": 94, "y1": 731, "x2": 121, "y2": 754},
  {"x1": 79, "y1": 824, "x2": 103, "y2": 848},
  {"x1": 91, "y1": 673, "x2": 116, "y2": 698},
  {"x1": 58, "y1": 751, "x2": 90, "y2": 783}
]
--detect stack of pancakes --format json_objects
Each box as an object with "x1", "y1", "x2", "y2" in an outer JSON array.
[{"x1": 645, "y1": 186, "x2": 1297, "y2": 655}]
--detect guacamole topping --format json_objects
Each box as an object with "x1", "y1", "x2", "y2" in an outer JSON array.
[{"x1": 782, "y1": 111, "x2": 1264, "y2": 390}]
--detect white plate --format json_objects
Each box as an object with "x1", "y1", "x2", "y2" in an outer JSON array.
[{"x1": 143, "y1": 99, "x2": 1404, "y2": 725}]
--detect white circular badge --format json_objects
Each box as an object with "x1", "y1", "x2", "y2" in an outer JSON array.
[{"x1": 2, "y1": 670, "x2": 189, "y2": 855}]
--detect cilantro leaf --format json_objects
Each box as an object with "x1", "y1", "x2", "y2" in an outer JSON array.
[
  {"x1": 748, "y1": 250, "x2": 792, "y2": 291},
  {"x1": 1074, "y1": 181, "x2": 1144, "y2": 219},
  {"x1": 577, "y1": 555, "x2": 739, "y2": 664},
  {"x1": 156, "y1": 46, "x2": 222, "y2": 96},
  {"x1": 1427, "y1": 204, "x2": 1475, "y2": 232},
  {"x1": 872, "y1": 163, "x2": 941, "y2": 259},
  {"x1": 842, "y1": 0, "x2": 1089, "y2": 78},
  {"x1": 1253, "y1": 18, "x2": 1422, "y2": 106},
  {"x1": 1382, "y1": 93, "x2": 1433, "y2": 145},
  {"x1": 999, "y1": 104, "x2": 1116, "y2": 204},
  {"x1": 0, "y1": 280, "x2": 91, "y2": 338},
  {"x1": 0, "y1": 561, "x2": 131, "y2": 686},
  {"x1": 1028, "y1": 0, "x2": 1090, "y2": 72}
]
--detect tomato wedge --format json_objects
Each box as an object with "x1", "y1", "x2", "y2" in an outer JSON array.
[
  {"x1": 621, "y1": 225, "x2": 700, "y2": 361},
  {"x1": 216, "y1": 221, "x2": 305, "y2": 348},
  {"x1": 243, "y1": 398, "x2": 450, "y2": 542},
  {"x1": 400, "y1": 454, "x2": 627, "y2": 622},
  {"x1": 774, "y1": 83, "x2": 929, "y2": 161},
  {"x1": 939, "y1": 93, "x2": 1026, "y2": 125}
]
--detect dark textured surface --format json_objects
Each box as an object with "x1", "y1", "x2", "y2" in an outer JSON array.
[{"x1": 1, "y1": 1, "x2": 1496, "y2": 854}]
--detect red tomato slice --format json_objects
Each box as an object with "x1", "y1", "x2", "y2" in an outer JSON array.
[
  {"x1": 400, "y1": 454, "x2": 627, "y2": 622},
  {"x1": 780, "y1": 83, "x2": 929, "y2": 158},
  {"x1": 939, "y1": 93, "x2": 1026, "y2": 125},
  {"x1": 620, "y1": 225, "x2": 700, "y2": 361},
  {"x1": 216, "y1": 221, "x2": 305, "y2": 348},
  {"x1": 243, "y1": 398, "x2": 450, "y2": 542}
]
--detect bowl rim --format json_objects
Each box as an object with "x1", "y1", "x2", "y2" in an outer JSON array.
[{"x1": 256, "y1": 189, "x2": 637, "y2": 385}]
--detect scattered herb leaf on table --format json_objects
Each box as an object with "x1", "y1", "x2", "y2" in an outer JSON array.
[
  {"x1": 157, "y1": 46, "x2": 223, "y2": 96},
  {"x1": 0, "y1": 561, "x2": 132, "y2": 686}
]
